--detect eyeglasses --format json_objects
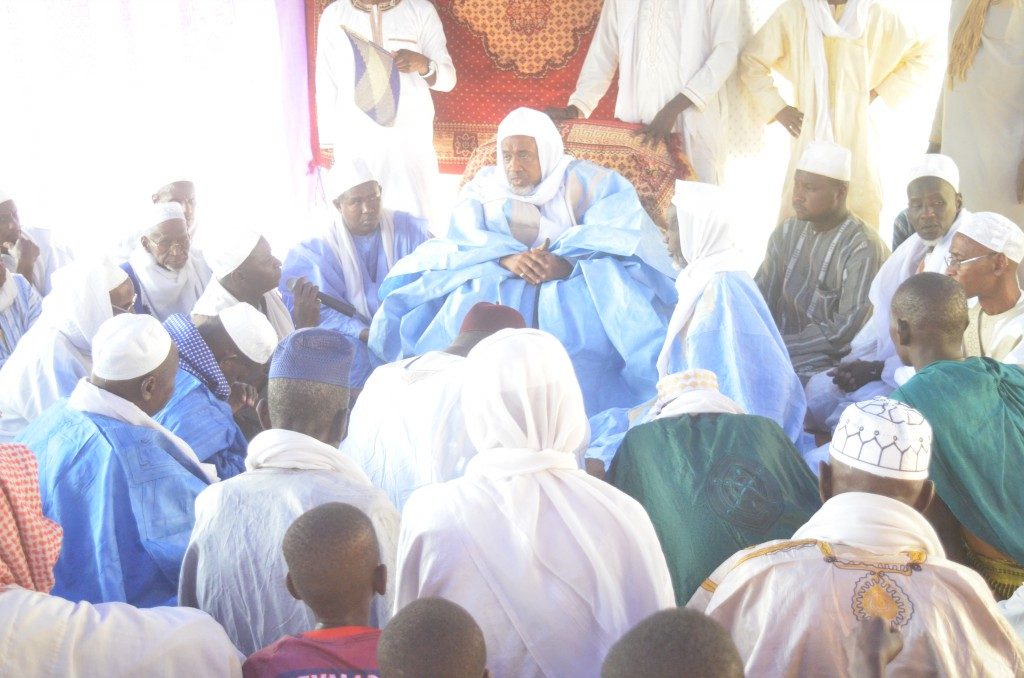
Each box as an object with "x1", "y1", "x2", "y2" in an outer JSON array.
[
  {"x1": 944, "y1": 252, "x2": 997, "y2": 270},
  {"x1": 147, "y1": 234, "x2": 190, "y2": 254},
  {"x1": 111, "y1": 293, "x2": 137, "y2": 315}
]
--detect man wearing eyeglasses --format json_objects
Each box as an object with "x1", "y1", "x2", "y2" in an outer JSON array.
[
  {"x1": 121, "y1": 202, "x2": 212, "y2": 321},
  {"x1": 946, "y1": 212, "x2": 1024, "y2": 364}
]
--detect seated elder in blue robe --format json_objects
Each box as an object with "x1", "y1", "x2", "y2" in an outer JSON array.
[
  {"x1": 156, "y1": 303, "x2": 278, "y2": 480},
  {"x1": 17, "y1": 314, "x2": 213, "y2": 608},
  {"x1": 370, "y1": 107, "x2": 678, "y2": 414},
  {"x1": 0, "y1": 266, "x2": 41, "y2": 368},
  {"x1": 281, "y1": 157, "x2": 430, "y2": 342}
]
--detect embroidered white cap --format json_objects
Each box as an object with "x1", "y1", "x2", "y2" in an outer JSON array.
[
  {"x1": 324, "y1": 156, "x2": 376, "y2": 201},
  {"x1": 957, "y1": 211, "x2": 1024, "y2": 263},
  {"x1": 796, "y1": 141, "x2": 852, "y2": 182},
  {"x1": 92, "y1": 313, "x2": 174, "y2": 381},
  {"x1": 829, "y1": 396, "x2": 932, "y2": 480},
  {"x1": 150, "y1": 201, "x2": 186, "y2": 229},
  {"x1": 656, "y1": 369, "x2": 720, "y2": 401},
  {"x1": 204, "y1": 228, "x2": 262, "y2": 279},
  {"x1": 907, "y1": 154, "x2": 960, "y2": 192},
  {"x1": 219, "y1": 302, "x2": 278, "y2": 365}
]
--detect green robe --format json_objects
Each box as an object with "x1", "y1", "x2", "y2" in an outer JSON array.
[
  {"x1": 892, "y1": 357, "x2": 1024, "y2": 564},
  {"x1": 608, "y1": 412, "x2": 821, "y2": 603}
]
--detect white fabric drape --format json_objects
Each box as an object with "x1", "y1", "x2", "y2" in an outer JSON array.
[
  {"x1": 657, "y1": 182, "x2": 748, "y2": 376},
  {"x1": 490, "y1": 108, "x2": 575, "y2": 207},
  {"x1": 192, "y1": 279, "x2": 293, "y2": 340},
  {"x1": 324, "y1": 210, "x2": 396, "y2": 320},
  {"x1": 127, "y1": 246, "x2": 211, "y2": 321},
  {"x1": 67, "y1": 379, "x2": 217, "y2": 482},
  {"x1": 648, "y1": 388, "x2": 746, "y2": 422},
  {"x1": 801, "y1": 0, "x2": 876, "y2": 141},
  {"x1": 245, "y1": 427, "x2": 371, "y2": 479}
]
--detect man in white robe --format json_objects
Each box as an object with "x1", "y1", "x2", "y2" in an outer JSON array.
[
  {"x1": 342, "y1": 301, "x2": 525, "y2": 511},
  {"x1": 122, "y1": 202, "x2": 211, "y2": 320},
  {"x1": 193, "y1": 229, "x2": 317, "y2": 340},
  {"x1": 740, "y1": 0, "x2": 934, "y2": 228},
  {"x1": 0, "y1": 443, "x2": 243, "y2": 676},
  {"x1": 931, "y1": 0, "x2": 1023, "y2": 227},
  {"x1": 689, "y1": 396, "x2": 1024, "y2": 676},
  {"x1": 394, "y1": 328, "x2": 675, "y2": 678},
  {"x1": 178, "y1": 328, "x2": 399, "y2": 656},
  {"x1": 0, "y1": 261, "x2": 133, "y2": 442},
  {"x1": 0, "y1": 188, "x2": 72, "y2": 295},
  {"x1": 315, "y1": 0, "x2": 455, "y2": 218},
  {"x1": 0, "y1": 264, "x2": 41, "y2": 368},
  {"x1": 549, "y1": 0, "x2": 740, "y2": 183},
  {"x1": 806, "y1": 154, "x2": 967, "y2": 432},
  {"x1": 947, "y1": 211, "x2": 1024, "y2": 362}
]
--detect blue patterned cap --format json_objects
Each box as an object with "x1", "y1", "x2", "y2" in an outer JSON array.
[{"x1": 270, "y1": 328, "x2": 371, "y2": 388}]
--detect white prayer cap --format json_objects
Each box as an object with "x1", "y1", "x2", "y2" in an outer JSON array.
[
  {"x1": 0, "y1": 188, "x2": 11, "y2": 205},
  {"x1": 150, "y1": 202, "x2": 186, "y2": 229},
  {"x1": 796, "y1": 141, "x2": 852, "y2": 182},
  {"x1": 92, "y1": 313, "x2": 174, "y2": 381},
  {"x1": 656, "y1": 368, "x2": 719, "y2": 401},
  {"x1": 219, "y1": 302, "x2": 277, "y2": 364},
  {"x1": 956, "y1": 212, "x2": 1024, "y2": 263},
  {"x1": 829, "y1": 396, "x2": 931, "y2": 480},
  {"x1": 907, "y1": 154, "x2": 959, "y2": 192},
  {"x1": 204, "y1": 228, "x2": 262, "y2": 279},
  {"x1": 324, "y1": 157, "x2": 376, "y2": 201}
]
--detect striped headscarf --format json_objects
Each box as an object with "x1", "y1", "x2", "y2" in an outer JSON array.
[{"x1": 0, "y1": 444, "x2": 62, "y2": 592}]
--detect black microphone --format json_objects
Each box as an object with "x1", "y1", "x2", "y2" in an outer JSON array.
[{"x1": 285, "y1": 277, "x2": 370, "y2": 323}]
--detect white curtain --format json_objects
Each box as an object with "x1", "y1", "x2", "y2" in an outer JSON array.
[{"x1": 0, "y1": 0, "x2": 315, "y2": 260}]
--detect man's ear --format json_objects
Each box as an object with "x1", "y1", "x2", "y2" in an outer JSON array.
[
  {"x1": 994, "y1": 253, "x2": 1011, "y2": 277},
  {"x1": 818, "y1": 461, "x2": 833, "y2": 503},
  {"x1": 955, "y1": 192, "x2": 964, "y2": 212},
  {"x1": 140, "y1": 235, "x2": 152, "y2": 253},
  {"x1": 915, "y1": 480, "x2": 936, "y2": 514},
  {"x1": 140, "y1": 375, "x2": 157, "y2": 402},
  {"x1": 373, "y1": 563, "x2": 387, "y2": 597},
  {"x1": 285, "y1": 572, "x2": 302, "y2": 602},
  {"x1": 895, "y1": 318, "x2": 912, "y2": 347}
]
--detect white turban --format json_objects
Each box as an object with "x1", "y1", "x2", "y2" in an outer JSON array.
[
  {"x1": 829, "y1": 396, "x2": 931, "y2": 480},
  {"x1": 150, "y1": 202, "x2": 186, "y2": 229},
  {"x1": 0, "y1": 188, "x2": 11, "y2": 205},
  {"x1": 957, "y1": 212, "x2": 1024, "y2": 263},
  {"x1": 494, "y1": 107, "x2": 574, "y2": 205},
  {"x1": 40, "y1": 261, "x2": 129, "y2": 354},
  {"x1": 796, "y1": 141, "x2": 852, "y2": 182},
  {"x1": 204, "y1": 229, "x2": 262, "y2": 279},
  {"x1": 907, "y1": 154, "x2": 960, "y2": 192},
  {"x1": 92, "y1": 314, "x2": 174, "y2": 381},
  {"x1": 219, "y1": 302, "x2": 278, "y2": 364},
  {"x1": 325, "y1": 157, "x2": 376, "y2": 201}
]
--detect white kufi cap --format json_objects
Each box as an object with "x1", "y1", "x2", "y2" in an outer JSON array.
[
  {"x1": 150, "y1": 201, "x2": 186, "y2": 229},
  {"x1": 829, "y1": 396, "x2": 931, "y2": 480},
  {"x1": 957, "y1": 212, "x2": 1024, "y2": 263},
  {"x1": 92, "y1": 314, "x2": 174, "y2": 381},
  {"x1": 204, "y1": 228, "x2": 263, "y2": 279},
  {"x1": 219, "y1": 302, "x2": 278, "y2": 364},
  {"x1": 324, "y1": 157, "x2": 376, "y2": 201},
  {"x1": 796, "y1": 141, "x2": 852, "y2": 182},
  {"x1": 907, "y1": 154, "x2": 959, "y2": 192}
]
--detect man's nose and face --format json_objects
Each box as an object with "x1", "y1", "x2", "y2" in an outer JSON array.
[
  {"x1": 0, "y1": 200, "x2": 22, "y2": 249},
  {"x1": 791, "y1": 170, "x2": 843, "y2": 223},
  {"x1": 337, "y1": 181, "x2": 383, "y2": 237},
  {"x1": 945, "y1": 232, "x2": 997, "y2": 298},
  {"x1": 908, "y1": 177, "x2": 960, "y2": 244},
  {"x1": 502, "y1": 135, "x2": 543, "y2": 194}
]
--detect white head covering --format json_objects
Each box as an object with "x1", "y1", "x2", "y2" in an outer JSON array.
[
  {"x1": 0, "y1": 188, "x2": 11, "y2": 205},
  {"x1": 493, "y1": 107, "x2": 575, "y2": 206},
  {"x1": 829, "y1": 396, "x2": 931, "y2": 480},
  {"x1": 149, "y1": 202, "x2": 186, "y2": 230},
  {"x1": 454, "y1": 328, "x2": 674, "y2": 676},
  {"x1": 219, "y1": 302, "x2": 278, "y2": 364},
  {"x1": 41, "y1": 261, "x2": 129, "y2": 354},
  {"x1": 907, "y1": 154, "x2": 960, "y2": 192},
  {"x1": 646, "y1": 369, "x2": 746, "y2": 422},
  {"x1": 325, "y1": 157, "x2": 376, "y2": 201},
  {"x1": 957, "y1": 212, "x2": 1024, "y2": 263},
  {"x1": 204, "y1": 229, "x2": 262, "y2": 279},
  {"x1": 657, "y1": 182, "x2": 748, "y2": 377},
  {"x1": 797, "y1": 141, "x2": 852, "y2": 182},
  {"x1": 92, "y1": 314, "x2": 173, "y2": 381}
]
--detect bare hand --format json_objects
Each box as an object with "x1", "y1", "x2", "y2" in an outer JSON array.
[
  {"x1": 639, "y1": 95, "x2": 691, "y2": 148},
  {"x1": 775, "y1": 106, "x2": 804, "y2": 138},
  {"x1": 12, "y1": 236, "x2": 40, "y2": 278},
  {"x1": 845, "y1": 616, "x2": 903, "y2": 678},
  {"x1": 584, "y1": 458, "x2": 606, "y2": 480},
  {"x1": 359, "y1": 328, "x2": 369, "y2": 343},
  {"x1": 228, "y1": 381, "x2": 259, "y2": 414},
  {"x1": 830, "y1": 360, "x2": 884, "y2": 393},
  {"x1": 290, "y1": 276, "x2": 321, "y2": 329},
  {"x1": 499, "y1": 240, "x2": 572, "y2": 284},
  {"x1": 544, "y1": 105, "x2": 581, "y2": 122},
  {"x1": 1017, "y1": 156, "x2": 1024, "y2": 204},
  {"x1": 392, "y1": 49, "x2": 430, "y2": 75}
]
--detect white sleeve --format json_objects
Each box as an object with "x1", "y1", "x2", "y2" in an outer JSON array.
[
  {"x1": 419, "y1": 2, "x2": 456, "y2": 92},
  {"x1": 568, "y1": 0, "x2": 620, "y2": 117},
  {"x1": 680, "y1": 0, "x2": 741, "y2": 111}
]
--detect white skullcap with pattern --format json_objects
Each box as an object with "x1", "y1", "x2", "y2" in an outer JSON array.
[{"x1": 829, "y1": 396, "x2": 932, "y2": 480}]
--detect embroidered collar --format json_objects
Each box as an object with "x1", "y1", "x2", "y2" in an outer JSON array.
[{"x1": 351, "y1": 0, "x2": 402, "y2": 11}]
